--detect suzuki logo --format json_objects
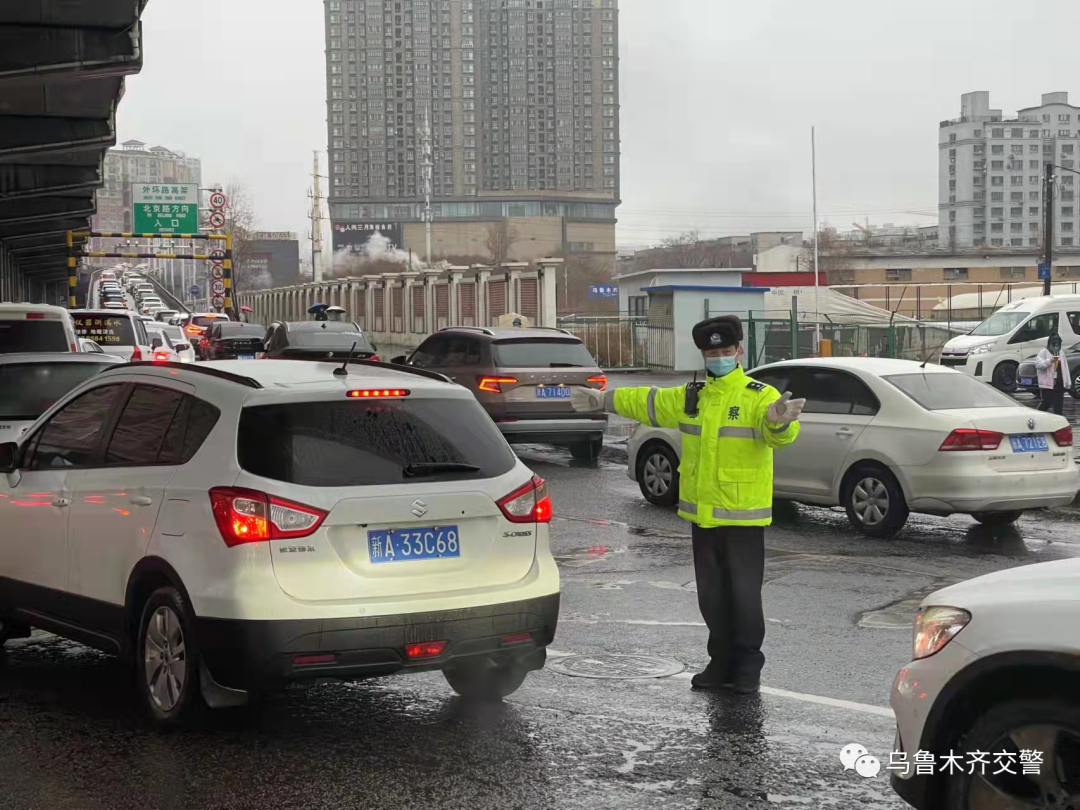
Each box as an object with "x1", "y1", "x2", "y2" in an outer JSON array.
[
  {"x1": 1028, "y1": 417, "x2": 1036, "y2": 431},
  {"x1": 411, "y1": 499, "x2": 428, "y2": 518}
]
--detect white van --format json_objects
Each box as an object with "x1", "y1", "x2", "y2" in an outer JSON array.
[
  {"x1": 939, "y1": 295, "x2": 1080, "y2": 391},
  {"x1": 0, "y1": 303, "x2": 79, "y2": 354}
]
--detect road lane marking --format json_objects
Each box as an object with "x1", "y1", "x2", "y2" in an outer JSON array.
[{"x1": 546, "y1": 648, "x2": 894, "y2": 718}]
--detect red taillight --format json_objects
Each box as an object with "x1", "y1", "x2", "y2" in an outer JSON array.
[
  {"x1": 185, "y1": 325, "x2": 203, "y2": 335},
  {"x1": 208, "y1": 487, "x2": 328, "y2": 547},
  {"x1": 497, "y1": 475, "x2": 552, "y2": 524},
  {"x1": 501, "y1": 632, "x2": 533, "y2": 646},
  {"x1": 346, "y1": 389, "x2": 409, "y2": 398},
  {"x1": 478, "y1": 375, "x2": 518, "y2": 393},
  {"x1": 939, "y1": 428, "x2": 1004, "y2": 451},
  {"x1": 405, "y1": 641, "x2": 446, "y2": 659},
  {"x1": 1054, "y1": 425, "x2": 1073, "y2": 447},
  {"x1": 130, "y1": 345, "x2": 142, "y2": 362},
  {"x1": 369, "y1": 354, "x2": 381, "y2": 362},
  {"x1": 25, "y1": 313, "x2": 46, "y2": 320},
  {"x1": 153, "y1": 350, "x2": 170, "y2": 362},
  {"x1": 587, "y1": 375, "x2": 608, "y2": 391}
]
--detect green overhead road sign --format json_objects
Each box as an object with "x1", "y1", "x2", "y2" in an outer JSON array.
[{"x1": 132, "y1": 182, "x2": 199, "y2": 234}]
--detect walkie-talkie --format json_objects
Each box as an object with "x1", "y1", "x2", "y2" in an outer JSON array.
[{"x1": 684, "y1": 371, "x2": 705, "y2": 417}]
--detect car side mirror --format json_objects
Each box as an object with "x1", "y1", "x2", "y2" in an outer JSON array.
[
  {"x1": 391, "y1": 355, "x2": 408, "y2": 365},
  {"x1": 0, "y1": 442, "x2": 17, "y2": 474},
  {"x1": 151, "y1": 337, "x2": 163, "y2": 349},
  {"x1": 370, "y1": 342, "x2": 378, "y2": 352}
]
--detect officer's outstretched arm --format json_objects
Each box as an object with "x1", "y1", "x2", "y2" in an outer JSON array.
[
  {"x1": 610, "y1": 385, "x2": 683, "y2": 429},
  {"x1": 757, "y1": 388, "x2": 801, "y2": 448}
]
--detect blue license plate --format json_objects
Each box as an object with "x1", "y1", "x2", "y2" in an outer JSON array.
[
  {"x1": 1009, "y1": 434, "x2": 1049, "y2": 453},
  {"x1": 238, "y1": 354, "x2": 255, "y2": 360},
  {"x1": 536, "y1": 386, "x2": 571, "y2": 399},
  {"x1": 368, "y1": 526, "x2": 460, "y2": 564},
  {"x1": 1019, "y1": 377, "x2": 1034, "y2": 386}
]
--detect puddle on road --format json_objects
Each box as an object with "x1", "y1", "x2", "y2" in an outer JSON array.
[{"x1": 857, "y1": 581, "x2": 956, "y2": 629}]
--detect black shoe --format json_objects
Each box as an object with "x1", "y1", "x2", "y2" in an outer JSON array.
[
  {"x1": 729, "y1": 674, "x2": 760, "y2": 694},
  {"x1": 691, "y1": 666, "x2": 732, "y2": 690}
]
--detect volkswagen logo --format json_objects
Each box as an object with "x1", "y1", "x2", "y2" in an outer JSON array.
[
  {"x1": 411, "y1": 499, "x2": 428, "y2": 518},
  {"x1": 1028, "y1": 417, "x2": 1036, "y2": 431}
]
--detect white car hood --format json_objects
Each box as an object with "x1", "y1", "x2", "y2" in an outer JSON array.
[
  {"x1": 927, "y1": 558, "x2": 1080, "y2": 608},
  {"x1": 944, "y1": 335, "x2": 997, "y2": 352}
]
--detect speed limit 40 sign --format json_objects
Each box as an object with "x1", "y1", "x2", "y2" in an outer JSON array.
[{"x1": 209, "y1": 192, "x2": 227, "y2": 210}]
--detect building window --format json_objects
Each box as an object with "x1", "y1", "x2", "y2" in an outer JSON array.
[
  {"x1": 1000, "y1": 267, "x2": 1026, "y2": 279},
  {"x1": 886, "y1": 269, "x2": 912, "y2": 282},
  {"x1": 1064, "y1": 237, "x2": 1075, "y2": 246},
  {"x1": 944, "y1": 268, "x2": 969, "y2": 280},
  {"x1": 991, "y1": 223, "x2": 1004, "y2": 233},
  {"x1": 991, "y1": 176, "x2": 1004, "y2": 186},
  {"x1": 992, "y1": 128, "x2": 1004, "y2": 138},
  {"x1": 991, "y1": 238, "x2": 1004, "y2": 246}
]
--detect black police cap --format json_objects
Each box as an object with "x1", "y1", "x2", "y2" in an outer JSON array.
[{"x1": 692, "y1": 315, "x2": 743, "y2": 350}]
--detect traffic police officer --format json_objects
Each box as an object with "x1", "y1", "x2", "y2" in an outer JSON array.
[{"x1": 570, "y1": 315, "x2": 804, "y2": 693}]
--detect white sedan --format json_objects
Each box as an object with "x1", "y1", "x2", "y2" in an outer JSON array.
[
  {"x1": 627, "y1": 358, "x2": 1079, "y2": 536},
  {"x1": 891, "y1": 559, "x2": 1080, "y2": 808}
]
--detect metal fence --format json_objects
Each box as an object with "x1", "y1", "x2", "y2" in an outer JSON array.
[
  {"x1": 557, "y1": 316, "x2": 673, "y2": 369},
  {"x1": 561, "y1": 313, "x2": 966, "y2": 371}
]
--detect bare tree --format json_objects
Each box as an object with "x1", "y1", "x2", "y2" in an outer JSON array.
[
  {"x1": 485, "y1": 219, "x2": 519, "y2": 268},
  {"x1": 633, "y1": 230, "x2": 753, "y2": 272},
  {"x1": 223, "y1": 179, "x2": 261, "y2": 291}
]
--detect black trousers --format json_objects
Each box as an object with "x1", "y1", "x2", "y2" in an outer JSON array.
[
  {"x1": 1039, "y1": 384, "x2": 1064, "y2": 415},
  {"x1": 691, "y1": 524, "x2": 766, "y2": 677}
]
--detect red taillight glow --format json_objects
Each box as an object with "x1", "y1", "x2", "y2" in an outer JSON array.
[
  {"x1": 25, "y1": 313, "x2": 46, "y2": 320},
  {"x1": 293, "y1": 654, "x2": 336, "y2": 666},
  {"x1": 153, "y1": 351, "x2": 170, "y2": 362},
  {"x1": 497, "y1": 475, "x2": 552, "y2": 524},
  {"x1": 185, "y1": 325, "x2": 204, "y2": 335},
  {"x1": 587, "y1": 375, "x2": 608, "y2": 391},
  {"x1": 501, "y1": 632, "x2": 533, "y2": 646},
  {"x1": 1054, "y1": 425, "x2": 1073, "y2": 447},
  {"x1": 939, "y1": 428, "x2": 1004, "y2": 451},
  {"x1": 346, "y1": 389, "x2": 409, "y2": 398},
  {"x1": 209, "y1": 487, "x2": 328, "y2": 547},
  {"x1": 478, "y1": 375, "x2": 518, "y2": 393},
  {"x1": 369, "y1": 354, "x2": 381, "y2": 362},
  {"x1": 405, "y1": 641, "x2": 447, "y2": 659},
  {"x1": 130, "y1": 345, "x2": 142, "y2": 362}
]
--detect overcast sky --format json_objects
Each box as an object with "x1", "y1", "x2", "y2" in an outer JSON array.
[{"x1": 117, "y1": 0, "x2": 1080, "y2": 252}]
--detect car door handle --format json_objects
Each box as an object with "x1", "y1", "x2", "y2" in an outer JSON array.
[
  {"x1": 52, "y1": 497, "x2": 71, "y2": 508},
  {"x1": 129, "y1": 496, "x2": 154, "y2": 507},
  {"x1": 836, "y1": 428, "x2": 854, "y2": 438}
]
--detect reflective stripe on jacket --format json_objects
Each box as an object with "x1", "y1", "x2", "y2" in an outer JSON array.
[{"x1": 615, "y1": 366, "x2": 800, "y2": 527}]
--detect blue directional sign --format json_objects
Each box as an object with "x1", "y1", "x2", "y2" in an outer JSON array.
[
  {"x1": 190, "y1": 284, "x2": 200, "y2": 296},
  {"x1": 1038, "y1": 263, "x2": 1051, "y2": 280},
  {"x1": 588, "y1": 284, "x2": 619, "y2": 300}
]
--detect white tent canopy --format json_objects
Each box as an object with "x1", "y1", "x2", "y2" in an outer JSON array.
[
  {"x1": 931, "y1": 283, "x2": 1080, "y2": 313},
  {"x1": 761, "y1": 286, "x2": 918, "y2": 324}
]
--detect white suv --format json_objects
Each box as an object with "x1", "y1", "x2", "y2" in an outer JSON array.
[
  {"x1": 890, "y1": 559, "x2": 1080, "y2": 808},
  {"x1": 0, "y1": 360, "x2": 560, "y2": 725}
]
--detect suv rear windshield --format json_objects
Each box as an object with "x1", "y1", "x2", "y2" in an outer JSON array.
[
  {"x1": 0, "y1": 361, "x2": 116, "y2": 420},
  {"x1": 217, "y1": 323, "x2": 265, "y2": 338},
  {"x1": 288, "y1": 331, "x2": 374, "y2": 352},
  {"x1": 191, "y1": 316, "x2": 228, "y2": 329},
  {"x1": 491, "y1": 338, "x2": 595, "y2": 368},
  {"x1": 884, "y1": 372, "x2": 1018, "y2": 410},
  {"x1": 72, "y1": 313, "x2": 136, "y2": 346},
  {"x1": 0, "y1": 320, "x2": 70, "y2": 353},
  {"x1": 238, "y1": 397, "x2": 515, "y2": 486}
]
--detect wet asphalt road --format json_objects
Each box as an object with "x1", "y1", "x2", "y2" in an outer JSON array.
[{"x1": 2, "y1": 375, "x2": 1079, "y2": 809}]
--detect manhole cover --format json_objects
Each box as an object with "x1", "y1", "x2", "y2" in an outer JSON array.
[{"x1": 547, "y1": 654, "x2": 685, "y2": 680}]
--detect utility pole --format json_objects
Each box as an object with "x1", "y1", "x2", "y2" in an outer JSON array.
[
  {"x1": 1043, "y1": 161, "x2": 1055, "y2": 296},
  {"x1": 811, "y1": 126, "x2": 821, "y2": 350},
  {"x1": 421, "y1": 108, "x2": 434, "y2": 267},
  {"x1": 309, "y1": 151, "x2": 325, "y2": 283}
]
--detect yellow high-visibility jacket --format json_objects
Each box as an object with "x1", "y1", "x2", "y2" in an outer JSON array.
[{"x1": 613, "y1": 366, "x2": 800, "y2": 527}]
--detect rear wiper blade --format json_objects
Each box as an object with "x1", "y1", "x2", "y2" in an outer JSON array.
[
  {"x1": 549, "y1": 362, "x2": 583, "y2": 367},
  {"x1": 403, "y1": 462, "x2": 481, "y2": 477}
]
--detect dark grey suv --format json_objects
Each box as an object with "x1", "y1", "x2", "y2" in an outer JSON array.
[{"x1": 393, "y1": 327, "x2": 608, "y2": 462}]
